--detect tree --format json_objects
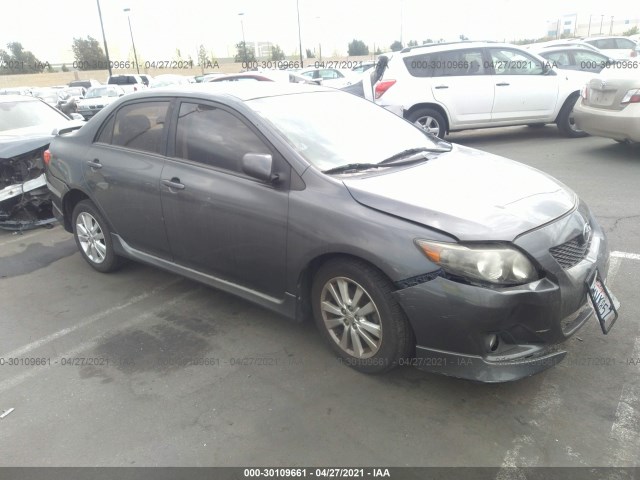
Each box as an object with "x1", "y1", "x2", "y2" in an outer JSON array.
[
  {"x1": 71, "y1": 36, "x2": 107, "y2": 71},
  {"x1": 348, "y1": 39, "x2": 369, "y2": 56},
  {"x1": 374, "y1": 47, "x2": 382, "y2": 55},
  {"x1": 407, "y1": 40, "x2": 418, "y2": 47},
  {"x1": 61, "y1": 64, "x2": 69, "y2": 72},
  {"x1": 422, "y1": 39, "x2": 434, "y2": 44},
  {"x1": 623, "y1": 26, "x2": 639, "y2": 36},
  {"x1": 234, "y1": 41, "x2": 256, "y2": 63},
  {"x1": 459, "y1": 34, "x2": 469, "y2": 41},
  {"x1": 270, "y1": 45, "x2": 286, "y2": 61},
  {"x1": 0, "y1": 42, "x2": 45, "y2": 74},
  {"x1": 306, "y1": 48, "x2": 315, "y2": 59},
  {"x1": 390, "y1": 40, "x2": 403, "y2": 52}
]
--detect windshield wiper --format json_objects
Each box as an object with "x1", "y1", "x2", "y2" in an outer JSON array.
[
  {"x1": 378, "y1": 146, "x2": 449, "y2": 165},
  {"x1": 322, "y1": 156, "x2": 431, "y2": 175},
  {"x1": 322, "y1": 163, "x2": 382, "y2": 174}
]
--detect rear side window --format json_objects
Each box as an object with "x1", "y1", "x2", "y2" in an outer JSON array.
[
  {"x1": 404, "y1": 53, "x2": 437, "y2": 77},
  {"x1": 174, "y1": 102, "x2": 268, "y2": 173},
  {"x1": 615, "y1": 38, "x2": 636, "y2": 49},
  {"x1": 109, "y1": 101, "x2": 169, "y2": 154}
]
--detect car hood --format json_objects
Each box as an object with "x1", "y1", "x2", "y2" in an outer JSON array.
[
  {"x1": 0, "y1": 121, "x2": 84, "y2": 158},
  {"x1": 342, "y1": 145, "x2": 576, "y2": 241}
]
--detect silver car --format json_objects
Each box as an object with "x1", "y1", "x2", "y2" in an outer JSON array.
[
  {"x1": 45, "y1": 83, "x2": 620, "y2": 382},
  {"x1": 574, "y1": 67, "x2": 640, "y2": 143}
]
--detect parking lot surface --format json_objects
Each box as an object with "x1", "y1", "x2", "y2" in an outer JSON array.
[{"x1": 0, "y1": 126, "x2": 639, "y2": 468}]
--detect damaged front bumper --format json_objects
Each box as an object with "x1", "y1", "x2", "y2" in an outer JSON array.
[{"x1": 0, "y1": 149, "x2": 55, "y2": 230}]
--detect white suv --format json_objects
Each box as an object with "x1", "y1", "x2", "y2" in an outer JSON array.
[{"x1": 373, "y1": 41, "x2": 593, "y2": 138}]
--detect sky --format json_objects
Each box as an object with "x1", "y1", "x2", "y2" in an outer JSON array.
[{"x1": 1, "y1": 0, "x2": 636, "y2": 65}]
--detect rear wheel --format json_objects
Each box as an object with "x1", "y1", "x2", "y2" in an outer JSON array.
[
  {"x1": 311, "y1": 259, "x2": 414, "y2": 374},
  {"x1": 557, "y1": 94, "x2": 588, "y2": 138},
  {"x1": 72, "y1": 200, "x2": 123, "y2": 273},
  {"x1": 407, "y1": 108, "x2": 446, "y2": 138}
]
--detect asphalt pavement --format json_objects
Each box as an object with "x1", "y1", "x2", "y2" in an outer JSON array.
[{"x1": 0, "y1": 126, "x2": 639, "y2": 469}]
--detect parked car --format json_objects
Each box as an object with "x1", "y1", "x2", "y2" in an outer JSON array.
[
  {"x1": 533, "y1": 46, "x2": 615, "y2": 73},
  {"x1": 150, "y1": 74, "x2": 191, "y2": 88},
  {"x1": 0, "y1": 95, "x2": 84, "y2": 230},
  {"x1": 206, "y1": 70, "x2": 315, "y2": 84},
  {"x1": 33, "y1": 88, "x2": 62, "y2": 108},
  {"x1": 76, "y1": 85, "x2": 125, "y2": 120},
  {"x1": 194, "y1": 72, "x2": 226, "y2": 83},
  {"x1": 107, "y1": 74, "x2": 146, "y2": 94},
  {"x1": 574, "y1": 67, "x2": 640, "y2": 143},
  {"x1": 352, "y1": 61, "x2": 377, "y2": 74},
  {"x1": 45, "y1": 83, "x2": 619, "y2": 382},
  {"x1": 0, "y1": 87, "x2": 33, "y2": 96},
  {"x1": 298, "y1": 67, "x2": 357, "y2": 88},
  {"x1": 68, "y1": 79, "x2": 101, "y2": 90},
  {"x1": 373, "y1": 41, "x2": 595, "y2": 138},
  {"x1": 582, "y1": 36, "x2": 638, "y2": 59},
  {"x1": 523, "y1": 39, "x2": 600, "y2": 53}
]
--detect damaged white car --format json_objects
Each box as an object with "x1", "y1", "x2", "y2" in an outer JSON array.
[{"x1": 0, "y1": 95, "x2": 83, "y2": 230}]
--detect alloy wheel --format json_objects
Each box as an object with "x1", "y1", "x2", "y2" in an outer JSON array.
[
  {"x1": 76, "y1": 212, "x2": 107, "y2": 264},
  {"x1": 319, "y1": 277, "x2": 383, "y2": 359}
]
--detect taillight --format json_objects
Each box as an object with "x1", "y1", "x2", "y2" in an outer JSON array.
[
  {"x1": 375, "y1": 79, "x2": 396, "y2": 99},
  {"x1": 631, "y1": 50, "x2": 637, "y2": 58},
  {"x1": 580, "y1": 85, "x2": 588, "y2": 100},
  {"x1": 43, "y1": 149, "x2": 51, "y2": 166},
  {"x1": 621, "y1": 89, "x2": 640, "y2": 105}
]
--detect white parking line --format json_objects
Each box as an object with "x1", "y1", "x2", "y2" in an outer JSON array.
[
  {"x1": 611, "y1": 251, "x2": 640, "y2": 261},
  {"x1": 2, "y1": 279, "x2": 182, "y2": 359},
  {"x1": 0, "y1": 287, "x2": 200, "y2": 395}
]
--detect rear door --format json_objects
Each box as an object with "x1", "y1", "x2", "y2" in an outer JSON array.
[
  {"x1": 424, "y1": 48, "x2": 494, "y2": 126},
  {"x1": 160, "y1": 100, "x2": 290, "y2": 298},
  {"x1": 487, "y1": 47, "x2": 558, "y2": 123},
  {"x1": 83, "y1": 100, "x2": 172, "y2": 258}
]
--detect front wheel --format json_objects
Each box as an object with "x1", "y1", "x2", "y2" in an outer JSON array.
[
  {"x1": 406, "y1": 108, "x2": 446, "y2": 138},
  {"x1": 311, "y1": 259, "x2": 414, "y2": 374},
  {"x1": 557, "y1": 95, "x2": 588, "y2": 138},
  {"x1": 72, "y1": 200, "x2": 123, "y2": 273}
]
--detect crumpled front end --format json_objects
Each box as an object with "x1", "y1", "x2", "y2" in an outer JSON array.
[{"x1": 0, "y1": 147, "x2": 55, "y2": 230}]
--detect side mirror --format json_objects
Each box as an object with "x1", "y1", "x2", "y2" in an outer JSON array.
[
  {"x1": 241, "y1": 153, "x2": 277, "y2": 182},
  {"x1": 69, "y1": 113, "x2": 85, "y2": 121}
]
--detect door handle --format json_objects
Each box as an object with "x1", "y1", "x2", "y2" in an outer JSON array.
[
  {"x1": 162, "y1": 178, "x2": 185, "y2": 190},
  {"x1": 86, "y1": 159, "x2": 102, "y2": 169},
  {"x1": 434, "y1": 85, "x2": 449, "y2": 89},
  {"x1": 496, "y1": 82, "x2": 510, "y2": 86}
]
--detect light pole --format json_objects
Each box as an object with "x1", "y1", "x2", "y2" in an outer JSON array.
[
  {"x1": 587, "y1": 14, "x2": 592, "y2": 36},
  {"x1": 238, "y1": 12, "x2": 247, "y2": 66},
  {"x1": 316, "y1": 16, "x2": 321, "y2": 61},
  {"x1": 600, "y1": 15, "x2": 604, "y2": 35},
  {"x1": 96, "y1": 0, "x2": 112, "y2": 77},
  {"x1": 296, "y1": 0, "x2": 303, "y2": 66},
  {"x1": 123, "y1": 8, "x2": 140, "y2": 73}
]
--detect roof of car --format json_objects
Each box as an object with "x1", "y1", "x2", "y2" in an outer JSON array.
[
  {"x1": 0, "y1": 94, "x2": 41, "y2": 103},
  {"x1": 126, "y1": 81, "x2": 328, "y2": 101},
  {"x1": 398, "y1": 40, "x2": 500, "y2": 53}
]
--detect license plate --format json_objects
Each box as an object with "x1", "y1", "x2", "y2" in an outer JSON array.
[
  {"x1": 587, "y1": 270, "x2": 619, "y2": 334},
  {"x1": 590, "y1": 90, "x2": 614, "y2": 106}
]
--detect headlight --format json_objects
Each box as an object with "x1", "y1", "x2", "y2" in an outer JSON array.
[{"x1": 415, "y1": 240, "x2": 539, "y2": 286}]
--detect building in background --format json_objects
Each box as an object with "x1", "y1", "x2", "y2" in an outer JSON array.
[{"x1": 546, "y1": 14, "x2": 640, "y2": 38}]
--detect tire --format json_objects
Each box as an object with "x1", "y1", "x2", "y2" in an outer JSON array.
[
  {"x1": 557, "y1": 94, "x2": 588, "y2": 138},
  {"x1": 311, "y1": 259, "x2": 414, "y2": 374},
  {"x1": 72, "y1": 200, "x2": 123, "y2": 273},
  {"x1": 407, "y1": 108, "x2": 446, "y2": 139}
]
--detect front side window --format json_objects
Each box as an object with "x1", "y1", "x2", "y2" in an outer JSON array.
[
  {"x1": 488, "y1": 48, "x2": 544, "y2": 75},
  {"x1": 174, "y1": 102, "x2": 268, "y2": 173},
  {"x1": 110, "y1": 101, "x2": 169, "y2": 154}
]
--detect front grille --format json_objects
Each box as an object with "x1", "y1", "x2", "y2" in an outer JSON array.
[{"x1": 549, "y1": 235, "x2": 591, "y2": 269}]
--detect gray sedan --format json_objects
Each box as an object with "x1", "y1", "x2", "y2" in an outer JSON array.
[{"x1": 44, "y1": 83, "x2": 620, "y2": 382}]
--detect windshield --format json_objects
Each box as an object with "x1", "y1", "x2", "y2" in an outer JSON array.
[
  {"x1": 35, "y1": 91, "x2": 59, "y2": 103},
  {"x1": 248, "y1": 91, "x2": 442, "y2": 171},
  {"x1": 0, "y1": 99, "x2": 68, "y2": 132},
  {"x1": 86, "y1": 87, "x2": 118, "y2": 98}
]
